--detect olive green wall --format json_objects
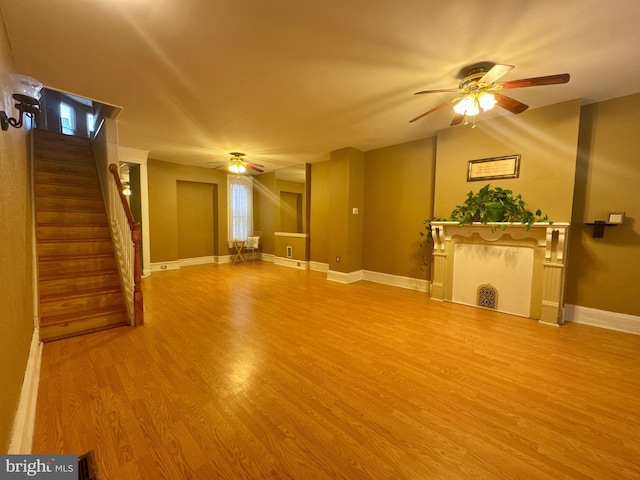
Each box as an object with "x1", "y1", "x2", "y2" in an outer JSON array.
[
  {"x1": 565, "y1": 94, "x2": 640, "y2": 316},
  {"x1": 0, "y1": 21, "x2": 35, "y2": 452},
  {"x1": 310, "y1": 161, "x2": 331, "y2": 263},
  {"x1": 276, "y1": 179, "x2": 305, "y2": 234},
  {"x1": 255, "y1": 172, "x2": 276, "y2": 255},
  {"x1": 328, "y1": 148, "x2": 365, "y2": 273},
  {"x1": 363, "y1": 137, "x2": 437, "y2": 279},
  {"x1": 176, "y1": 181, "x2": 216, "y2": 259},
  {"x1": 434, "y1": 100, "x2": 582, "y2": 221},
  {"x1": 148, "y1": 160, "x2": 228, "y2": 262}
]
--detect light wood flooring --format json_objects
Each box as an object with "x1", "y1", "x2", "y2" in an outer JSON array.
[{"x1": 33, "y1": 262, "x2": 640, "y2": 479}]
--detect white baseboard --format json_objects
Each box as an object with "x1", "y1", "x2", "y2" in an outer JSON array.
[
  {"x1": 274, "y1": 256, "x2": 309, "y2": 269},
  {"x1": 9, "y1": 329, "x2": 43, "y2": 454},
  {"x1": 260, "y1": 253, "x2": 275, "y2": 263},
  {"x1": 327, "y1": 269, "x2": 363, "y2": 284},
  {"x1": 179, "y1": 256, "x2": 214, "y2": 267},
  {"x1": 150, "y1": 260, "x2": 180, "y2": 272},
  {"x1": 309, "y1": 261, "x2": 329, "y2": 273},
  {"x1": 564, "y1": 304, "x2": 640, "y2": 335},
  {"x1": 362, "y1": 270, "x2": 429, "y2": 292}
]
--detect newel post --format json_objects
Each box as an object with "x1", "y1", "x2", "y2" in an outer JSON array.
[{"x1": 132, "y1": 221, "x2": 144, "y2": 326}]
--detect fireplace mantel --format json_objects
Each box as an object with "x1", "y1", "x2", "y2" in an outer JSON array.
[{"x1": 429, "y1": 222, "x2": 570, "y2": 325}]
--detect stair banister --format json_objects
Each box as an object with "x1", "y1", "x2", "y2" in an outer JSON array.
[{"x1": 108, "y1": 163, "x2": 144, "y2": 326}]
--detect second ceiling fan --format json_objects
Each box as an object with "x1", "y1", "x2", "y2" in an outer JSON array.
[
  {"x1": 208, "y1": 152, "x2": 264, "y2": 174},
  {"x1": 409, "y1": 64, "x2": 570, "y2": 126}
]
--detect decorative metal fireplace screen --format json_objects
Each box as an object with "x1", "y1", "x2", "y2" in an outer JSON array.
[{"x1": 477, "y1": 283, "x2": 498, "y2": 309}]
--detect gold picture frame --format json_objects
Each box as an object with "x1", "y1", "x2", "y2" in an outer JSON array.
[{"x1": 467, "y1": 154, "x2": 521, "y2": 182}]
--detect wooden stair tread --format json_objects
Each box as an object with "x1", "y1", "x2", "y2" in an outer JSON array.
[
  {"x1": 39, "y1": 253, "x2": 114, "y2": 261},
  {"x1": 40, "y1": 305, "x2": 128, "y2": 327},
  {"x1": 39, "y1": 268, "x2": 119, "y2": 282},
  {"x1": 40, "y1": 286, "x2": 123, "y2": 303}
]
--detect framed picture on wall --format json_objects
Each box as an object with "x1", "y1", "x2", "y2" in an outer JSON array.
[{"x1": 467, "y1": 154, "x2": 521, "y2": 182}]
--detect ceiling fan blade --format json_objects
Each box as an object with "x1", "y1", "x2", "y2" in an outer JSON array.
[
  {"x1": 479, "y1": 64, "x2": 514, "y2": 85},
  {"x1": 450, "y1": 114, "x2": 465, "y2": 126},
  {"x1": 409, "y1": 99, "x2": 455, "y2": 123},
  {"x1": 500, "y1": 73, "x2": 570, "y2": 90},
  {"x1": 493, "y1": 92, "x2": 529, "y2": 114},
  {"x1": 413, "y1": 88, "x2": 459, "y2": 95},
  {"x1": 246, "y1": 163, "x2": 264, "y2": 173}
]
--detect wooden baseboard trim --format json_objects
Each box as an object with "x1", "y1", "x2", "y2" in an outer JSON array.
[
  {"x1": 564, "y1": 304, "x2": 640, "y2": 335},
  {"x1": 9, "y1": 329, "x2": 43, "y2": 454}
]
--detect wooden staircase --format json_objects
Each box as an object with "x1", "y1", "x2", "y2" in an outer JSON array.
[{"x1": 34, "y1": 129, "x2": 129, "y2": 342}]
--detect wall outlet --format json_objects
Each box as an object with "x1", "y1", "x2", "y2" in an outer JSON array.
[
  {"x1": 286, "y1": 246, "x2": 293, "y2": 258},
  {"x1": 352, "y1": 207, "x2": 359, "y2": 214},
  {"x1": 336, "y1": 256, "x2": 340, "y2": 262}
]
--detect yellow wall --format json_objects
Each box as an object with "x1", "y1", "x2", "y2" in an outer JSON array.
[
  {"x1": 176, "y1": 181, "x2": 216, "y2": 259},
  {"x1": 254, "y1": 172, "x2": 276, "y2": 255},
  {"x1": 148, "y1": 160, "x2": 228, "y2": 262},
  {"x1": 434, "y1": 100, "x2": 582, "y2": 221},
  {"x1": 310, "y1": 161, "x2": 331, "y2": 263},
  {"x1": 0, "y1": 22, "x2": 35, "y2": 452},
  {"x1": 363, "y1": 137, "x2": 437, "y2": 278},
  {"x1": 276, "y1": 178, "x2": 305, "y2": 234},
  {"x1": 327, "y1": 148, "x2": 365, "y2": 273},
  {"x1": 565, "y1": 94, "x2": 640, "y2": 316}
]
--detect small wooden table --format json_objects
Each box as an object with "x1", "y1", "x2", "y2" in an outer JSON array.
[{"x1": 232, "y1": 240, "x2": 246, "y2": 264}]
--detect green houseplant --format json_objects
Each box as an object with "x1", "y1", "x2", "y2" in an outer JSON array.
[{"x1": 421, "y1": 184, "x2": 549, "y2": 243}]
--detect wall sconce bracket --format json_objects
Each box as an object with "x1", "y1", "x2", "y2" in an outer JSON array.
[{"x1": 1, "y1": 93, "x2": 41, "y2": 131}]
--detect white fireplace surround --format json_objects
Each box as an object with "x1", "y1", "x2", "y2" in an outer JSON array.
[{"x1": 429, "y1": 222, "x2": 570, "y2": 325}]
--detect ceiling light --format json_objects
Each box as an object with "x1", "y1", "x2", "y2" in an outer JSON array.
[
  {"x1": 452, "y1": 92, "x2": 497, "y2": 118},
  {"x1": 228, "y1": 163, "x2": 246, "y2": 174},
  {"x1": 1, "y1": 74, "x2": 43, "y2": 131},
  {"x1": 478, "y1": 92, "x2": 497, "y2": 112},
  {"x1": 453, "y1": 95, "x2": 479, "y2": 116}
]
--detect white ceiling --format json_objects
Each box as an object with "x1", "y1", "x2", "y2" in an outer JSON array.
[{"x1": 2, "y1": 0, "x2": 639, "y2": 172}]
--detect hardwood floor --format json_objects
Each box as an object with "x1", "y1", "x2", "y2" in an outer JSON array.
[{"x1": 33, "y1": 262, "x2": 640, "y2": 479}]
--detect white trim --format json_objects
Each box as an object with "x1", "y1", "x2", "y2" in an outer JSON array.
[
  {"x1": 274, "y1": 232, "x2": 309, "y2": 238},
  {"x1": 362, "y1": 270, "x2": 429, "y2": 293},
  {"x1": 9, "y1": 330, "x2": 43, "y2": 454},
  {"x1": 327, "y1": 270, "x2": 363, "y2": 284},
  {"x1": 274, "y1": 257, "x2": 309, "y2": 269},
  {"x1": 309, "y1": 261, "x2": 329, "y2": 273},
  {"x1": 150, "y1": 261, "x2": 181, "y2": 272},
  {"x1": 179, "y1": 256, "x2": 215, "y2": 267},
  {"x1": 215, "y1": 255, "x2": 233, "y2": 264},
  {"x1": 564, "y1": 304, "x2": 640, "y2": 335},
  {"x1": 261, "y1": 253, "x2": 275, "y2": 263}
]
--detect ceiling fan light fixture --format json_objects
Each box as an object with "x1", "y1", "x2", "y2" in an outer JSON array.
[
  {"x1": 478, "y1": 92, "x2": 497, "y2": 112},
  {"x1": 229, "y1": 164, "x2": 245, "y2": 173},
  {"x1": 453, "y1": 95, "x2": 479, "y2": 116}
]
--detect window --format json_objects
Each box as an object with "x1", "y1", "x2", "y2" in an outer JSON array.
[
  {"x1": 228, "y1": 176, "x2": 253, "y2": 246},
  {"x1": 60, "y1": 102, "x2": 75, "y2": 135},
  {"x1": 87, "y1": 113, "x2": 95, "y2": 135}
]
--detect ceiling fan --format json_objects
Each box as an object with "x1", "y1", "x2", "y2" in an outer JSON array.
[
  {"x1": 208, "y1": 152, "x2": 264, "y2": 174},
  {"x1": 409, "y1": 64, "x2": 570, "y2": 126}
]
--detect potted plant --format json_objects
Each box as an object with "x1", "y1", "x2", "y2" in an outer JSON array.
[{"x1": 421, "y1": 184, "x2": 549, "y2": 242}]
